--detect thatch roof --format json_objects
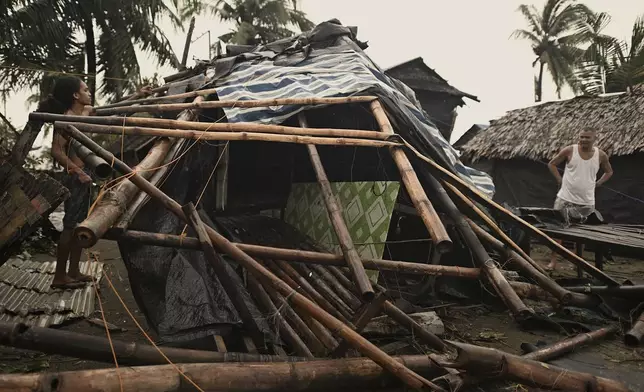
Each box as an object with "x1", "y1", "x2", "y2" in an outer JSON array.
[
  {"x1": 460, "y1": 90, "x2": 644, "y2": 161},
  {"x1": 453, "y1": 124, "x2": 488, "y2": 149}
]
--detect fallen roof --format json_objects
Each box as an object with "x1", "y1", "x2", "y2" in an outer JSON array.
[
  {"x1": 453, "y1": 123, "x2": 489, "y2": 149},
  {"x1": 460, "y1": 89, "x2": 644, "y2": 161},
  {"x1": 384, "y1": 57, "x2": 479, "y2": 102}
]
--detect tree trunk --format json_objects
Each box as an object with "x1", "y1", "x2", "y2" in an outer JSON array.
[
  {"x1": 535, "y1": 61, "x2": 544, "y2": 102},
  {"x1": 83, "y1": 15, "x2": 97, "y2": 104}
]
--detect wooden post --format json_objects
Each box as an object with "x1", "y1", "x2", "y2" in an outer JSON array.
[
  {"x1": 92, "y1": 95, "x2": 378, "y2": 115},
  {"x1": 106, "y1": 228, "x2": 481, "y2": 279},
  {"x1": 332, "y1": 292, "x2": 387, "y2": 358},
  {"x1": 370, "y1": 100, "x2": 452, "y2": 253},
  {"x1": 411, "y1": 145, "x2": 620, "y2": 286},
  {"x1": 182, "y1": 203, "x2": 267, "y2": 351},
  {"x1": 30, "y1": 113, "x2": 389, "y2": 140},
  {"x1": 0, "y1": 355, "x2": 445, "y2": 392},
  {"x1": 246, "y1": 273, "x2": 314, "y2": 358}
]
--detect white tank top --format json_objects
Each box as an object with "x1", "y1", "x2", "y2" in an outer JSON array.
[{"x1": 557, "y1": 145, "x2": 600, "y2": 206}]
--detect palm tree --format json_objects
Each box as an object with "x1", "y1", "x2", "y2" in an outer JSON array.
[
  {"x1": 0, "y1": 0, "x2": 186, "y2": 103},
  {"x1": 512, "y1": 0, "x2": 592, "y2": 101},
  {"x1": 182, "y1": 0, "x2": 314, "y2": 46},
  {"x1": 604, "y1": 15, "x2": 644, "y2": 93}
]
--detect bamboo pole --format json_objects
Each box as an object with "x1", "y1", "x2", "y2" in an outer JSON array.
[
  {"x1": 105, "y1": 228, "x2": 482, "y2": 279},
  {"x1": 118, "y1": 84, "x2": 170, "y2": 103},
  {"x1": 509, "y1": 281, "x2": 558, "y2": 305},
  {"x1": 55, "y1": 121, "x2": 396, "y2": 149},
  {"x1": 420, "y1": 168, "x2": 534, "y2": 320},
  {"x1": 262, "y1": 279, "x2": 328, "y2": 356},
  {"x1": 295, "y1": 263, "x2": 356, "y2": 320},
  {"x1": 625, "y1": 310, "x2": 644, "y2": 347},
  {"x1": 332, "y1": 292, "x2": 388, "y2": 358},
  {"x1": 182, "y1": 203, "x2": 267, "y2": 351},
  {"x1": 406, "y1": 141, "x2": 620, "y2": 286},
  {"x1": 443, "y1": 341, "x2": 630, "y2": 392},
  {"x1": 0, "y1": 322, "x2": 304, "y2": 366},
  {"x1": 62, "y1": 125, "x2": 446, "y2": 391},
  {"x1": 443, "y1": 182, "x2": 547, "y2": 275},
  {"x1": 112, "y1": 140, "x2": 186, "y2": 233},
  {"x1": 370, "y1": 100, "x2": 452, "y2": 253},
  {"x1": 300, "y1": 113, "x2": 374, "y2": 299},
  {"x1": 245, "y1": 273, "x2": 314, "y2": 358},
  {"x1": 97, "y1": 87, "x2": 219, "y2": 110},
  {"x1": 30, "y1": 113, "x2": 389, "y2": 140},
  {"x1": 93, "y1": 95, "x2": 378, "y2": 115},
  {"x1": 69, "y1": 139, "x2": 112, "y2": 180},
  {"x1": 466, "y1": 218, "x2": 598, "y2": 308},
  {"x1": 310, "y1": 265, "x2": 362, "y2": 311},
  {"x1": 74, "y1": 138, "x2": 173, "y2": 247},
  {"x1": 0, "y1": 355, "x2": 445, "y2": 392}
]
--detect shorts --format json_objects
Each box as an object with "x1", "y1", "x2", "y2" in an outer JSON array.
[
  {"x1": 62, "y1": 168, "x2": 92, "y2": 230},
  {"x1": 553, "y1": 197, "x2": 596, "y2": 226}
]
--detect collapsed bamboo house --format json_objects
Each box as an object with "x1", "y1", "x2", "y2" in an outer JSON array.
[{"x1": 6, "y1": 19, "x2": 640, "y2": 392}]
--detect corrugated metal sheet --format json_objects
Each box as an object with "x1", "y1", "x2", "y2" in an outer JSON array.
[{"x1": 0, "y1": 258, "x2": 104, "y2": 328}]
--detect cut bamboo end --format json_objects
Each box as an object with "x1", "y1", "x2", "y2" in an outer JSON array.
[{"x1": 74, "y1": 227, "x2": 98, "y2": 248}]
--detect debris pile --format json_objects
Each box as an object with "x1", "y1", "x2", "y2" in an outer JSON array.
[{"x1": 1, "y1": 20, "x2": 641, "y2": 392}]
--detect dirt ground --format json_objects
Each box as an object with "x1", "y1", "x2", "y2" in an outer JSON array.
[{"x1": 0, "y1": 239, "x2": 642, "y2": 390}]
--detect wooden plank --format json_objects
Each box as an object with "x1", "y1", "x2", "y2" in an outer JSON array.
[{"x1": 214, "y1": 335, "x2": 227, "y2": 353}]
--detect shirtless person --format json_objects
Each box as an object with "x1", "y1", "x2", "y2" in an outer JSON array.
[
  {"x1": 37, "y1": 76, "x2": 94, "y2": 289},
  {"x1": 546, "y1": 128, "x2": 613, "y2": 270}
]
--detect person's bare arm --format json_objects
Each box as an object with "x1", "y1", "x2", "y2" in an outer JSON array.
[
  {"x1": 51, "y1": 131, "x2": 91, "y2": 183},
  {"x1": 596, "y1": 150, "x2": 613, "y2": 187},
  {"x1": 548, "y1": 146, "x2": 572, "y2": 185}
]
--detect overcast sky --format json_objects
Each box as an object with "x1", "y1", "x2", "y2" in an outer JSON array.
[{"x1": 4, "y1": 0, "x2": 642, "y2": 151}]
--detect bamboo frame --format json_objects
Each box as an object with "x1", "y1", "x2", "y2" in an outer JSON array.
[
  {"x1": 62, "y1": 124, "x2": 447, "y2": 391},
  {"x1": 295, "y1": 263, "x2": 356, "y2": 320},
  {"x1": 300, "y1": 113, "x2": 374, "y2": 300},
  {"x1": 97, "y1": 86, "x2": 219, "y2": 110},
  {"x1": 104, "y1": 229, "x2": 482, "y2": 279},
  {"x1": 54, "y1": 121, "x2": 397, "y2": 149},
  {"x1": 30, "y1": 113, "x2": 389, "y2": 140},
  {"x1": 408, "y1": 143, "x2": 620, "y2": 286},
  {"x1": 310, "y1": 265, "x2": 362, "y2": 311},
  {"x1": 93, "y1": 95, "x2": 378, "y2": 115},
  {"x1": 370, "y1": 100, "x2": 452, "y2": 253}
]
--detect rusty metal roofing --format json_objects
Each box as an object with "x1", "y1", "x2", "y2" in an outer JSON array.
[{"x1": 0, "y1": 257, "x2": 104, "y2": 328}]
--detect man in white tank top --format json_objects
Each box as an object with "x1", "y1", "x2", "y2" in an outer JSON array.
[{"x1": 545, "y1": 128, "x2": 613, "y2": 270}]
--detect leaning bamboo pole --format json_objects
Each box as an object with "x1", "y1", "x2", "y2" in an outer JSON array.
[
  {"x1": 96, "y1": 86, "x2": 219, "y2": 110},
  {"x1": 0, "y1": 355, "x2": 445, "y2": 392},
  {"x1": 443, "y1": 341, "x2": 630, "y2": 392},
  {"x1": 74, "y1": 138, "x2": 173, "y2": 248},
  {"x1": 29, "y1": 113, "x2": 389, "y2": 140},
  {"x1": 300, "y1": 113, "x2": 374, "y2": 300},
  {"x1": 55, "y1": 121, "x2": 397, "y2": 149},
  {"x1": 66, "y1": 125, "x2": 449, "y2": 390},
  {"x1": 332, "y1": 292, "x2": 387, "y2": 358},
  {"x1": 625, "y1": 310, "x2": 644, "y2": 347},
  {"x1": 0, "y1": 322, "x2": 304, "y2": 366},
  {"x1": 182, "y1": 203, "x2": 267, "y2": 351},
  {"x1": 295, "y1": 263, "x2": 356, "y2": 320},
  {"x1": 370, "y1": 100, "x2": 452, "y2": 253},
  {"x1": 104, "y1": 229, "x2": 482, "y2": 279},
  {"x1": 420, "y1": 168, "x2": 534, "y2": 320},
  {"x1": 443, "y1": 182, "x2": 547, "y2": 275},
  {"x1": 405, "y1": 140, "x2": 620, "y2": 286},
  {"x1": 93, "y1": 95, "x2": 378, "y2": 115}
]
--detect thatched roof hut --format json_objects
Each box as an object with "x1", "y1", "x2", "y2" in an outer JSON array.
[
  {"x1": 461, "y1": 90, "x2": 644, "y2": 162},
  {"x1": 459, "y1": 90, "x2": 644, "y2": 224}
]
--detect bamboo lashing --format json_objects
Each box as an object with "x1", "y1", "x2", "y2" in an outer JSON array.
[
  {"x1": 369, "y1": 100, "x2": 452, "y2": 253},
  {"x1": 93, "y1": 95, "x2": 378, "y2": 115},
  {"x1": 54, "y1": 121, "x2": 396, "y2": 149},
  {"x1": 299, "y1": 113, "x2": 374, "y2": 300},
  {"x1": 63, "y1": 123, "x2": 446, "y2": 391},
  {"x1": 30, "y1": 113, "x2": 389, "y2": 140},
  {"x1": 104, "y1": 229, "x2": 482, "y2": 279},
  {"x1": 404, "y1": 139, "x2": 620, "y2": 286}
]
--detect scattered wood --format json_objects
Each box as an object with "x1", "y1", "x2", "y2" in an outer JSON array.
[
  {"x1": 362, "y1": 311, "x2": 445, "y2": 338},
  {"x1": 625, "y1": 310, "x2": 644, "y2": 347}
]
